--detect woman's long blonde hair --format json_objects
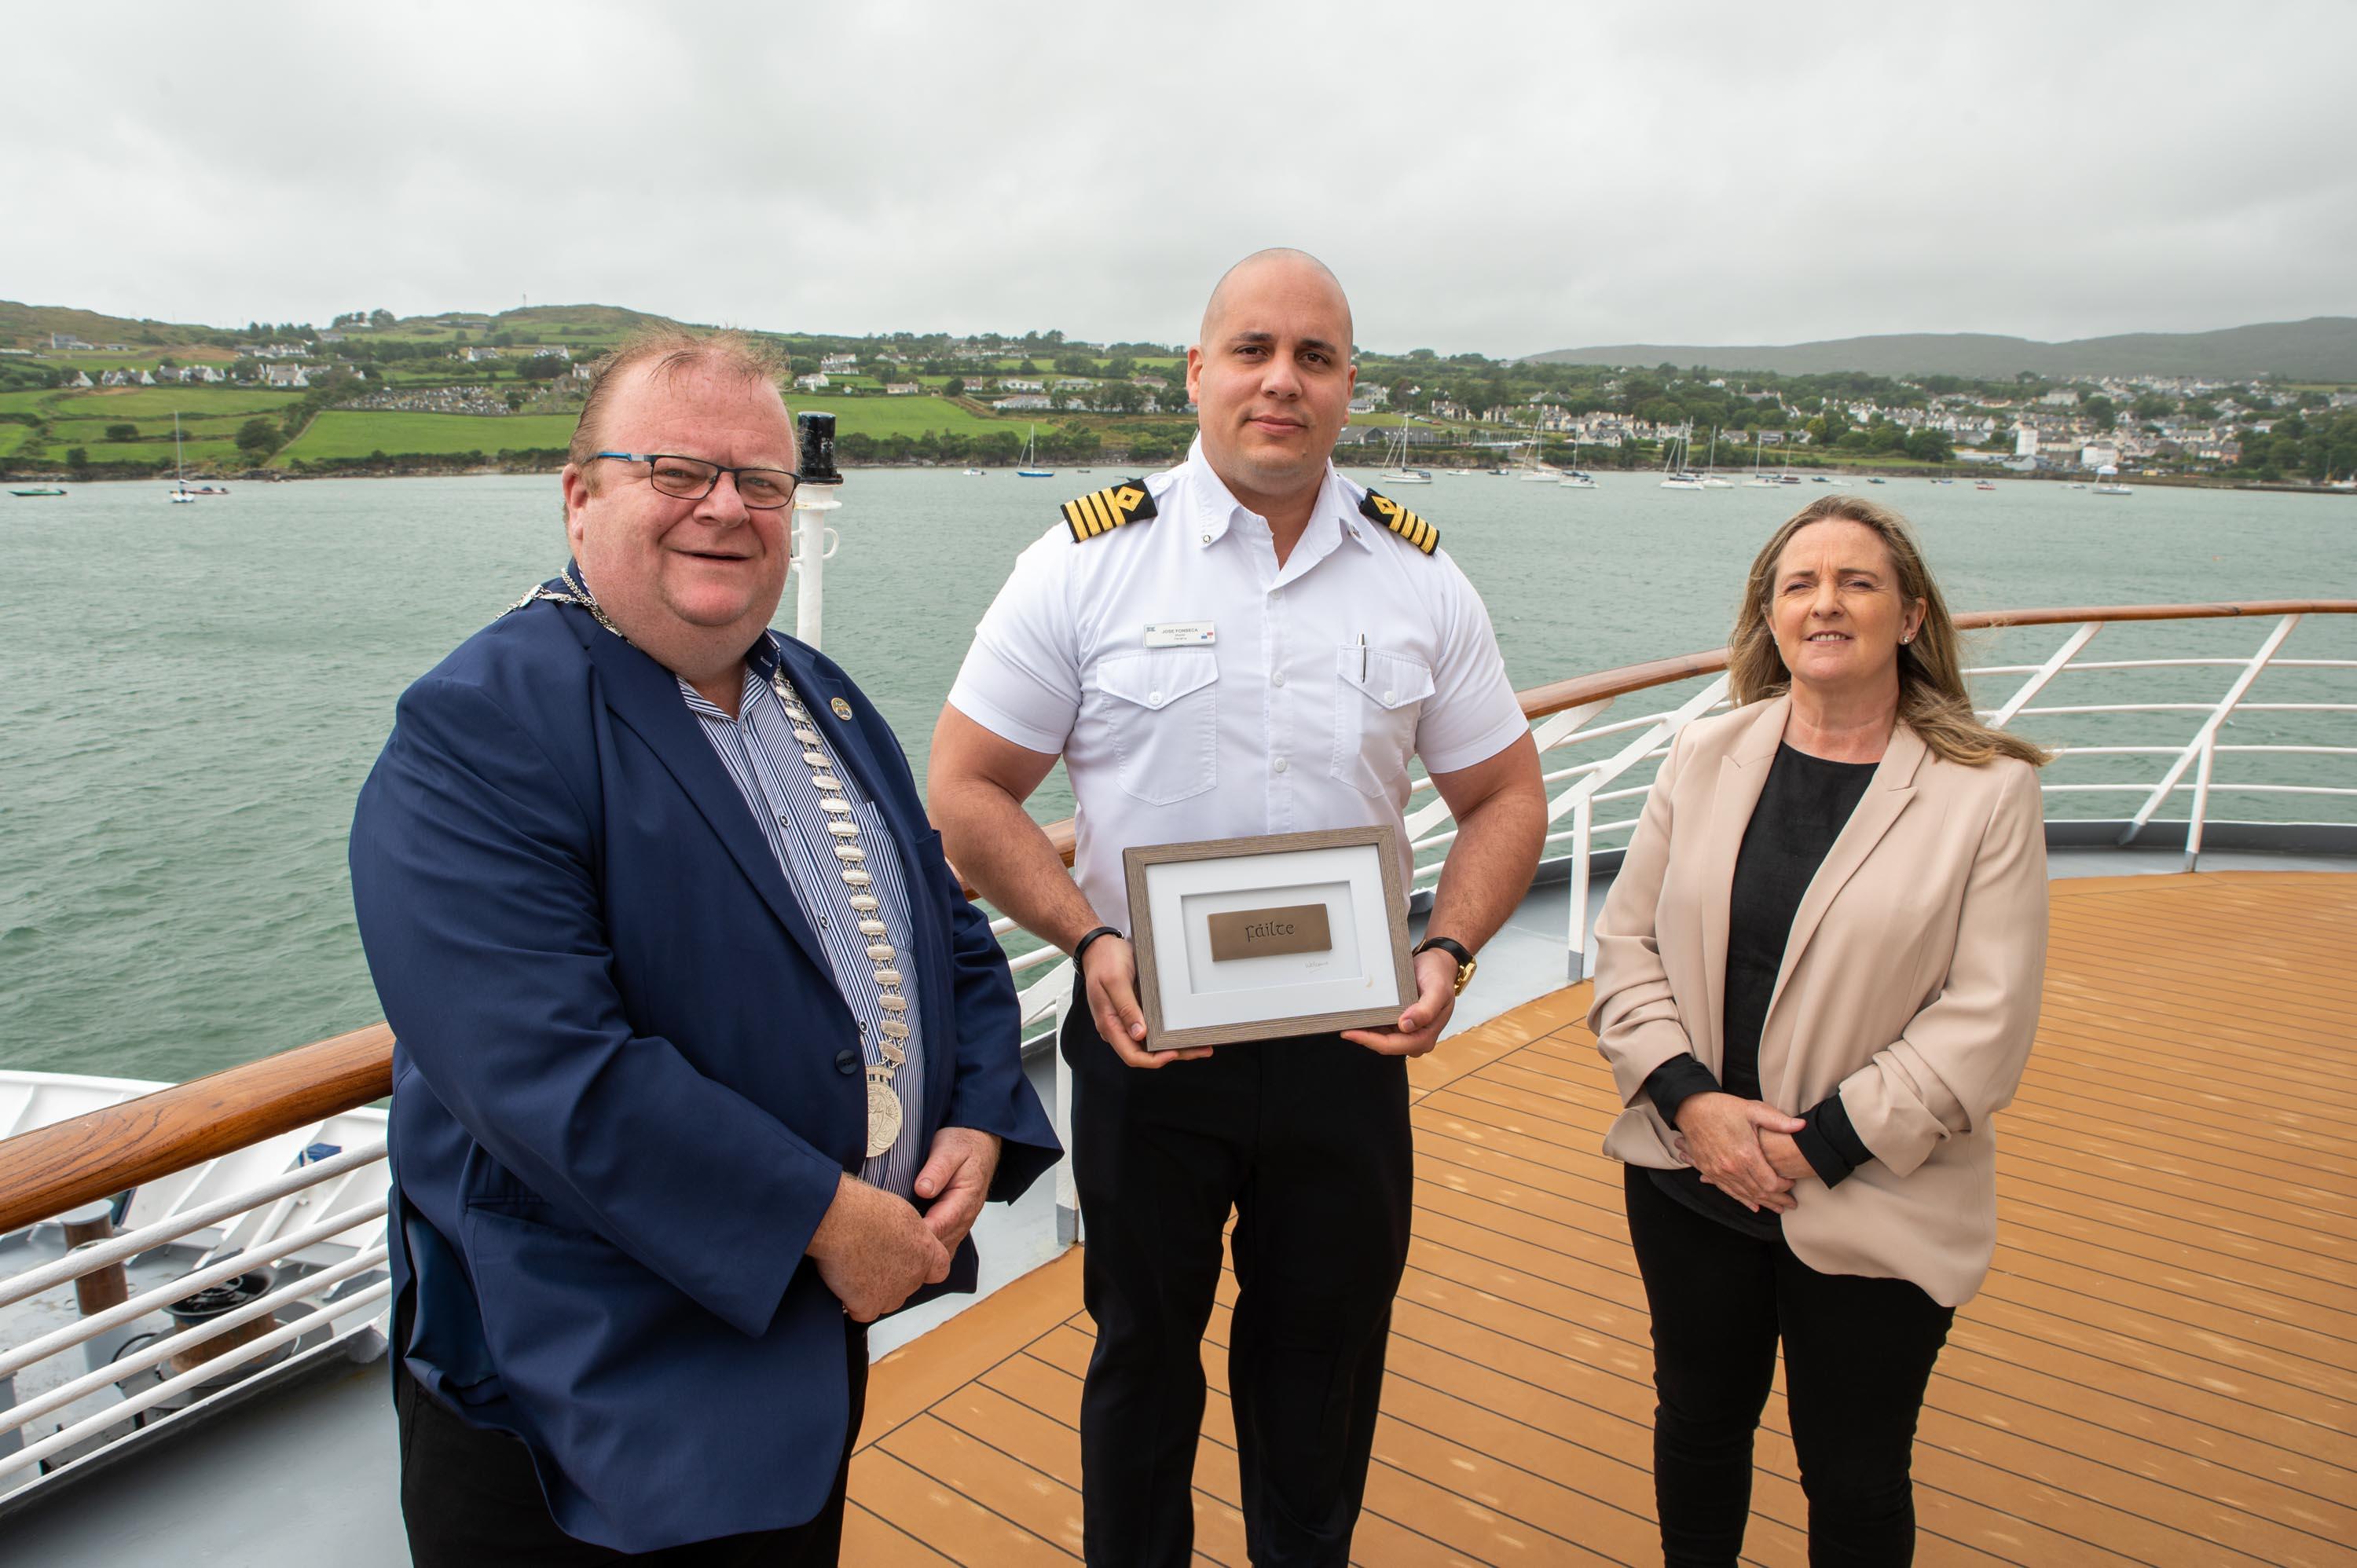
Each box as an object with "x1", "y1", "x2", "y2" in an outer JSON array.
[{"x1": 1728, "y1": 496, "x2": 2051, "y2": 768}]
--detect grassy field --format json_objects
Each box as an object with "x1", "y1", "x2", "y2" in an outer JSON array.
[
  {"x1": 47, "y1": 413, "x2": 255, "y2": 440},
  {"x1": 0, "y1": 387, "x2": 305, "y2": 419},
  {"x1": 24, "y1": 437, "x2": 245, "y2": 470},
  {"x1": 786, "y1": 394, "x2": 1003, "y2": 438},
  {"x1": 0, "y1": 424, "x2": 29, "y2": 457},
  {"x1": 277, "y1": 411, "x2": 580, "y2": 463}
]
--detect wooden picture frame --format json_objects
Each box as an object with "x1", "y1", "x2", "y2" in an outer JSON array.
[{"x1": 1121, "y1": 825, "x2": 1416, "y2": 1052}]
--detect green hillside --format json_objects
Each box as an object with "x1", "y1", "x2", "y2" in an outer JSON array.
[
  {"x1": 1526, "y1": 318, "x2": 2357, "y2": 381},
  {"x1": 280, "y1": 411, "x2": 580, "y2": 463},
  {"x1": 0, "y1": 299, "x2": 222, "y2": 353}
]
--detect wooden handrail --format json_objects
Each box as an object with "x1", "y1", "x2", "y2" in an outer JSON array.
[
  {"x1": 0, "y1": 1025, "x2": 392, "y2": 1236},
  {"x1": 2, "y1": 598, "x2": 2351, "y2": 1233}
]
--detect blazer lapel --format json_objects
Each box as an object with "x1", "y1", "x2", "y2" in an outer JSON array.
[
  {"x1": 583, "y1": 626, "x2": 834, "y2": 980},
  {"x1": 1761, "y1": 722, "x2": 1926, "y2": 1028},
  {"x1": 1696, "y1": 698, "x2": 1788, "y2": 1068}
]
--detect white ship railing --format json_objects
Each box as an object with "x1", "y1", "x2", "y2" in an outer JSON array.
[
  {"x1": 1401, "y1": 605, "x2": 2355, "y2": 982},
  {"x1": 0, "y1": 1140, "x2": 390, "y2": 1495}
]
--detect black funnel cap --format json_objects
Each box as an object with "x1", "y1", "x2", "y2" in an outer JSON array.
[{"x1": 797, "y1": 412, "x2": 841, "y2": 486}]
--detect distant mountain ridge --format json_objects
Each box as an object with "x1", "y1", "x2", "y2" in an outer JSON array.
[
  {"x1": 1523, "y1": 318, "x2": 2357, "y2": 382},
  {"x1": 0, "y1": 300, "x2": 696, "y2": 352}
]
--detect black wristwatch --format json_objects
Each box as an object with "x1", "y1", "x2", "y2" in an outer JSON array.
[
  {"x1": 1072, "y1": 925, "x2": 1124, "y2": 968},
  {"x1": 1413, "y1": 936, "x2": 1477, "y2": 995}
]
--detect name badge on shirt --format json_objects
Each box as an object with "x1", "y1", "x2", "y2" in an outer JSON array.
[{"x1": 1144, "y1": 621, "x2": 1216, "y2": 648}]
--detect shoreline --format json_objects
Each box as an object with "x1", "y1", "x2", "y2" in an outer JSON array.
[{"x1": 6, "y1": 462, "x2": 2352, "y2": 498}]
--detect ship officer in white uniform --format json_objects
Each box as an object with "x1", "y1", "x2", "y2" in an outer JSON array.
[{"x1": 929, "y1": 250, "x2": 1546, "y2": 1567}]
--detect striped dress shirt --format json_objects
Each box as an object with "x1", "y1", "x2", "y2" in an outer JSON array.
[{"x1": 678, "y1": 654, "x2": 926, "y2": 1199}]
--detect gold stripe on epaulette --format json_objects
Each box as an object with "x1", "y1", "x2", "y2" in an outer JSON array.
[
  {"x1": 1358, "y1": 489, "x2": 1439, "y2": 555},
  {"x1": 1062, "y1": 480, "x2": 1157, "y2": 542}
]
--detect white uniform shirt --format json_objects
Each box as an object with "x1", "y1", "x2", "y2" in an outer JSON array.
[{"x1": 948, "y1": 439, "x2": 1527, "y2": 932}]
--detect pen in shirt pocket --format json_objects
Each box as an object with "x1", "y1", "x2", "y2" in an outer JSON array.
[{"x1": 1358, "y1": 632, "x2": 1367, "y2": 681}]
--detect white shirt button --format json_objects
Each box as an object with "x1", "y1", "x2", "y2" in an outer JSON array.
[
  {"x1": 1384, "y1": 690, "x2": 1395, "y2": 703},
  {"x1": 1148, "y1": 690, "x2": 1163, "y2": 705},
  {"x1": 1274, "y1": 757, "x2": 1289, "y2": 773},
  {"x1": 1270, "y1": 671, "x2": 1285, "y2": 687}
]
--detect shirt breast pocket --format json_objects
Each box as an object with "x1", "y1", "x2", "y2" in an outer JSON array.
[
  {"x1": 1332, "y1": 648, "x2": 1435, "y2": 800},
  {"x1": 1095, "y1": 649, "x2": 1220, "y2": 806}
]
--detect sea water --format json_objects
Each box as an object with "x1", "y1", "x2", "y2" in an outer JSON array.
[{"x1": 1, "y1": 471, "x2": 2348, "y2": 1079}]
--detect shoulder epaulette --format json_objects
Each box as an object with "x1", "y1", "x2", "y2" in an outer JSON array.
[
  {"x1": 1360, "y1": 490, "x2": 1439, "y2": 555},
  {"x1": 1062, "y1": 479, "x2": 1157, "y2": 542}
]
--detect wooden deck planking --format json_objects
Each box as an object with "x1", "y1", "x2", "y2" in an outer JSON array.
[{"x1": 851, "y1": 872, "x2": 2357, "y2": 1566}]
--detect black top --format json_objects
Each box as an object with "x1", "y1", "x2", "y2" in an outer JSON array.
[{"x1": 1642, "y1": 742, "x2": 1880, "y2": 1238}]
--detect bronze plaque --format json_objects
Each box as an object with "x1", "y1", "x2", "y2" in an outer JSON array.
[{"x1": 1205, "y1": 903, "x2": 1333, "y2": 962}]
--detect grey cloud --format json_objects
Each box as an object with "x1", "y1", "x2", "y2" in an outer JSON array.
[{"x1": 4, "y1": 0, "x2": 2349, "y2": 355}]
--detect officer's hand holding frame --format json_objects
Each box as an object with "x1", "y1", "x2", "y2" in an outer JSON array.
[{"x1": 1121, "y1": 826, "x2": 1416, "y2": 1053}]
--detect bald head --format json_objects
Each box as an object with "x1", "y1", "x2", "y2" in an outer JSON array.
[
  {"x1": 1199, "y1": 247, "x2": 1354, "y2": 354},
  {"x1": 1186, "y1": 248, "x2": 1358, "y2": 516}
]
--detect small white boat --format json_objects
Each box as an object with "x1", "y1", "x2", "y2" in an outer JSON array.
[
  {"x1": 1554, "y1": 438, "x2": 1598, "y2": 489},
  {"x1": 1513, "y1": 416, "x2": 1559, "y2": 481},
  {"x1": 1375, "y1": 426, "x2": 1432, "y2": 485},
  {"x1": 167, "y1": 412, "x2": 196, "y2": 503},
  {"x1": 1015, "y1": 425, "x2": 1053, "y2": 478},
  {"x1": 961, "y1": 467, "x2": 987, "y2": 477},
  {"x1": 1698, "y1": 428, "x2": 1732, "y2": 486},
  {"x1": 1658, "y1": 430, "x2": 1703, "y2": 490}
]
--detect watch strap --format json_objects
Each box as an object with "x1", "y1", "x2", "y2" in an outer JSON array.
[
  {"x1": 1413, "y1": 936, "x2": 1475, "y2": 970},
  {"x1": 1072, "y1": 925, "x2": 1123, "y2": 967}
]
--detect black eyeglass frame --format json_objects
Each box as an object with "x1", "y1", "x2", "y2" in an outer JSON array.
[{"x1": 592, "y1": 451, "x2": 801, "y2": 510}]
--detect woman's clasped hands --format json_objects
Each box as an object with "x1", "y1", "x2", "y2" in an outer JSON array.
[{"x1": 1671, "y1": 1091, "x2": 1816, "y2": 1213}]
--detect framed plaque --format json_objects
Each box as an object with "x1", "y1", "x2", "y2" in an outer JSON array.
[{"x1": 1122, "y1": 826, "x2": 1415, "y2": 1052}]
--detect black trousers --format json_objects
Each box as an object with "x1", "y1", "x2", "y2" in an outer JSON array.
[
  {"x1": 394, "y1": 1317, "x2": 868, "y2": 1566},
  {"x1": 1063, "y1": 1001, "x2": 1413, "y2": 1568},
  {"x1": 1623, "y1": 1166, "x2": 1956, "y2": 1568}
]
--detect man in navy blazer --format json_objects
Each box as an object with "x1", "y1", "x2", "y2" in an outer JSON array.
[{"x1": 350, "y1": 331, "x2": 1058, "y2": 1563}]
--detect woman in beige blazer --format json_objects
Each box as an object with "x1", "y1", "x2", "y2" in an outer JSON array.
[{"x1": 1590, "y1": 496, "x2": 2050, "y2": 1567}]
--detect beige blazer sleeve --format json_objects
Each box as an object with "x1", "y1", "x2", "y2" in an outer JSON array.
[
  {"x1": 1835, "y1": 759, "x2": 2048, "y2": 1177},
  {"x1": 1587, "y1": 724, "x2": 1698, "y2": 1107}
]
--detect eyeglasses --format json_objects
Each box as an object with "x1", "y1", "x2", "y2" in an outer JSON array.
[{"x1": 593, "y1": 452, "x2": 800, "y2": 510}]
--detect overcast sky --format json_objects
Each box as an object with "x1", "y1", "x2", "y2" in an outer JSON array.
[{"x1": 5, "y1": 1, "x2": 2350, "y2": 358}]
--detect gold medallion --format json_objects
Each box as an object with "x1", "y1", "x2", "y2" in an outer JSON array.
[
  {"x1": 831, "y1": 697, "x2": 854, "y2": 720},
  {"x1": 866, "y1": 1079, "x2": 903, "y2": 1158}
]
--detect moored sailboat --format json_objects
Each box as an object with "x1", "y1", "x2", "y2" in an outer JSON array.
[
  {"x1": 1016, "y1": 424, "x2": 1053, "y2": 478},
  {"x1": 167, "y1": 412, "x2": 196, "y2": 503}
]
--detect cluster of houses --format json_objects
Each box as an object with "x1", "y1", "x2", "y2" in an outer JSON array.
[
  {"x1": 58, "y1": 364, "x2": 231, "y2": 389},
  {"x1": 791, "y1": 370, "x2": 924, "y2": 396},
  {"x1": 346, "y1": 384, "x2": 516, "y2": 417}
]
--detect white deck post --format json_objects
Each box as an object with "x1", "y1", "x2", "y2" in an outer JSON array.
[
  {"x1": 2184, "y1": 731, "x2": 2218, "y2": 871},
  {"x1": 791, "y1": 485, "x2": 841, "y2": 649},
  {"x1": 1990, "y1": 621, "x2": 2102, "y2": 726},
  {"x1": 1567, "y1": 794, "x2": 1593, "y2": 984},
  {"x1": 2121, "y1": 614, "x2": 2301, "y2": 845}
]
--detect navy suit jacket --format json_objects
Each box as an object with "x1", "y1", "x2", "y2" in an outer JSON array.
[{"x1": 349, "y1": 579, "x2": 1059, "y2": 1552}]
